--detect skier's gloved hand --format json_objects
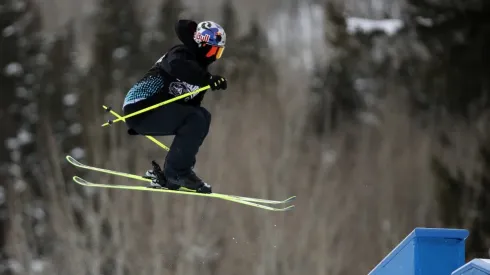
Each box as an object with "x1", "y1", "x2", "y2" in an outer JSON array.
[{"x1": 208, "y1": 75, "x2": 227, "y2": 91}]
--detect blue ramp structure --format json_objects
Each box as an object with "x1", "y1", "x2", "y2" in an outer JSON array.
[
  {"x1": 452, "y1": 259, "x2": 490, "y2": 275},
  {"x1": 369, "y1": 227, "x2": 469, "y2": 275}
]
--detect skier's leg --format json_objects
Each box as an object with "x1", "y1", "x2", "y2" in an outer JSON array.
[
  {"x1": 163, "y1": 106, "x2": 211, "y2": 178},
  {"x1": 124, "y1": 103, "x2": 212, "y2": 192},
  {"x1": 124, "y1": 103, "x2": 194, "y2": 136},
  {"x1": 186, "y1": 107, "x2": 211, "y2": 168}
]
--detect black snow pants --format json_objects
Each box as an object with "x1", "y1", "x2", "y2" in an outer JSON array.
[{"x1": 123, "y1": 103, "x2": 211, "y2": 178}]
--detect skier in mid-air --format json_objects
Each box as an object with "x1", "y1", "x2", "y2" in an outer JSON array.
[{"x1": 122, "y1": 19, "x2": 227, "y2": 194}]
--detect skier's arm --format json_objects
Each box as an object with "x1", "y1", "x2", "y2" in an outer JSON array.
[{"x1": 159, "y1": 49, "x2": 210, "y2": 86}]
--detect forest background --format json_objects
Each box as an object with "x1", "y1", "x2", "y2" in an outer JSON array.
[{"x1": 1, "y1": 0, "x2": 490, "y2": 274}]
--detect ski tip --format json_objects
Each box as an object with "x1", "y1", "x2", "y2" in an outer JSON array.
[
  {"x1": 73, "y1": 176, "x2": 90, "y2": 185},
  {"x1": 284, "y1": 196, "x2": 296, "y2": 203},
  {"x1": 66, "y1": 155, "x2": 75, "y2": 163},
  {"x1": 66, "y1": 155, "x2": 82, "y2": 166}
]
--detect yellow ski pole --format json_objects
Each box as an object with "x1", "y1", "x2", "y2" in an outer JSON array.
[
  {"x1": 102, "y1": 105, "x2": 170, "y2": 151},
  {"x1": 102, "y1": 85, "x2": 210, "y2": 127}
]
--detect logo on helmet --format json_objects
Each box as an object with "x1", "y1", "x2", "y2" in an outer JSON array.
[{"x1": 194, "y1": 32, "x2": 211, "y2": 43}]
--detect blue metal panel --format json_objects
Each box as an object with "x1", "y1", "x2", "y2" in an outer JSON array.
[
  {"x1": 369, "y1": 227, "x2": 469, "y2": 275},
  {"x1": 452, "y1": 259, "x2": 490, "y2": 275}
]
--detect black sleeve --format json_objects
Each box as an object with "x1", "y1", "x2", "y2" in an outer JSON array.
[{"x1": 159, "y1": 48, "x2": 211, "y2": 86}]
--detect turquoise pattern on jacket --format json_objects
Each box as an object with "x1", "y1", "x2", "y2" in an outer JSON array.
[{"x1": 123, "y1": 75, "x2": 165, "y2": 107}]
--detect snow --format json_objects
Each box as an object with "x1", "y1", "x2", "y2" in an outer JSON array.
[
  {"x1": 4, "y1": 62, "x2": 23, "y2": 76},
  {"x1": 32, "y1": 207, "x2": 45, "y2": 220},
  {"x1": 31, "y1": 259, "x2": 46, "y2": 273},
  {"x1": 346, "y1": 17, "x2": 404, "y2": 36},
  {"x1": 14, "y1": 179, "x2": 27, "y2": 192},
  {"x1": 63, "y1": 93, "x2": 78, "y2": 106},
  {"x1": 267, "y1": 3, "x2": 324, "y2": 70},
  {"x1": 322, "y1": 150, "x2": 337, "y2": 165},
  {"x1": 113, "y1": 47, "x2": 128, "y2": 60},
  {"x1": 8, "y1": 260, "x2": 23, "y2": 274},
  {"x1": 69, "y1": 123, "x2": 83, "y2": 135},
  {"x1": 3, "y1": 25, "x2": 16, "y2": 37},
  {"x1": 70, "y1": 147, "x2": 85, "y2": 159},
  {"x1": 6, "y1": 138, "x2": 19, "y2": 150},
  {"x1": 8, "y1": 164, "x2": 21, "y2": 177},
  {"x1": 415, "y1": 16, "x2": 434, "y2": 27},
  {"x1": 17, "y1": 128, "x2": 33, "y2": 145},
  {"x1": 359, "y1": 112, "x2": 380, "y2": 126},
  {"x1": 7, "y1": 128, "x2": 34, "y2": 150},
  {"x1": 266, "y1": 6, "x2": 404, "y2": 70}
]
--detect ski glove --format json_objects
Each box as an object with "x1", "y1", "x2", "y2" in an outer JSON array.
[{"x1": 208, "y1": 75, "x2": 227, "y2": 91}]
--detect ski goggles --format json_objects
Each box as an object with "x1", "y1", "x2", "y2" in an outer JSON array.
[{"x1": 206, "y1": 45, "x2": 225, "y2": 59}]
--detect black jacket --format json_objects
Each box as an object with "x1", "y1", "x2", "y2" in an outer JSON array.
[{"x1": 123, "y1": 20, "x2": 214, "y2": 116}]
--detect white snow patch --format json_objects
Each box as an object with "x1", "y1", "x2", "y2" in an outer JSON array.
[
  {"x1": 32, "y1": 207, "x2": 45, "y2": 220},
  {"x1": 3, "y1": 25, "x2": 16, "y2": 37},
  {"x1": 359, "y1": 112, "x2": 380, "y2": 126},
  {"x1": 8, "y1": 260, "x2": 24, "y2": 274},
  {"x1": 4, "y1": 62, "x2": 23, "y2": 76},
  {"x1": 14, "y1": 179, "x2": 27, "y2": 192},
  {"x1": 70, "y1": 147, "x2": 85, "y2": 159},
  {"x1": 113, "y1": 47, "x2": 128, "y2": 60},
  {"x1": 9, "y1": 164, "x2": 21, "y2": 177},
  {"x1": 415, "y1": 16, "x2": 434, "y2": 27},
  {"x1": 483, "y1": 258, "x2": 490, "y2": 264},
  {"x1": 17, "y1": 128, "x2": 32, "y2": 145},
  {"x1": 63, "y1": 93, "x2": 78, "y2": 106},
  {"x1": 322, "y1": 150, "x2": 337, "y2": 165},
  {"x1": 6, "y1": 138, "x2": 19, "y2": 150},
  {"x1": 346, "y1": 17, "x2": 403, "y2": 36},
  {"x1": 69, "y1": 123, "x2": 83, "y2": 135},
  {"x1": 31, "y1": 259, "x2": 46, "y2": 273},
  {"x1": 267, "y1": 3, "x2": 324, "y2": 70}
]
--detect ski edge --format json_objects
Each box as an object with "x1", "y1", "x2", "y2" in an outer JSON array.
[
  {"x1": 65, "y1": 155, "x2": 296, "y2": 205},
  {"x1": 72, "y1": 176, "x2": 295, "y2": 212}
]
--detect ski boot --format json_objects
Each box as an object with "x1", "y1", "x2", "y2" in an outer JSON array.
[
  {"x1": 143, "y1": 161, "x2": 212, "y2": 193},
  {"x1": 143, "y1": 161, "x2": 178, "y2": 189}
]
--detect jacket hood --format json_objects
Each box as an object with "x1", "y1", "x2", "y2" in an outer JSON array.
[{"x1": 175, "y1": 20, "x2": 198, "y2": 49}]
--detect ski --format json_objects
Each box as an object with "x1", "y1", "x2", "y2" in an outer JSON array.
[
  {"x1": 72, "y1": 176, "x2": 294, "y2": 211},
  {"x1": 66, "y1": 155, "x2": 295, "y2": 211}
]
